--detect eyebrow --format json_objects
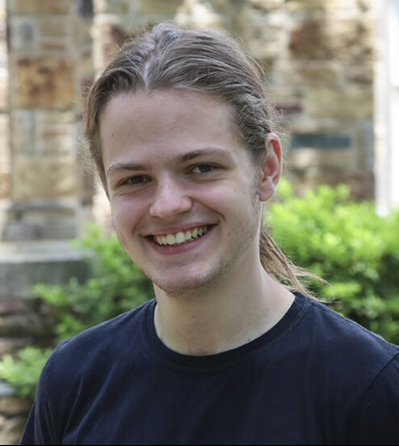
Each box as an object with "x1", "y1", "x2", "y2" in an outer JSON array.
[{"x1": 107, "y1": 147, "x2": 233, "y2": 178}]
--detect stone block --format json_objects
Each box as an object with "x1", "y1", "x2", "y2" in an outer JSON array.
[
  {"x1": 0, "y1": 301, "x2": 29, "y2": 316},
  {"x1": 289, "y1": 18, "x2": 334, "y2": 60},
  {"x1": 0, "y1": 74, "x2": 7, "y2": 111},
  {"x1": 175, "y1": 0, "x2": 225, "y2": 29},
  {"x1": 289, "y1": 16, "x2": 375, "y2": 62},
  {"x1": 304, "y1": 170, "x2": 374, "y2": 201},
  {"x1": 274, "y1": 60, "x2": 341, "y2": 87},
  {"x1": 0, "y1": 314, "x2": 45, "y2": 337},
  {"x1": 11, "y1": 155, "x2": 78, "y2": 201},
  {"x1": 0, "y1": 173, "x2": 10, "y2": 199},
  {"x1": 11, "y1": 110, "x2": 74, "y2": 157},
  {"x1": 0, "y1": 115, "x2": 9, "y2": 171},
  {"x1": 345, "y1": 64, "x2": 374, "y2": 85},
  {"x1": 77, "y1": 0, "x2": 95, "y2": 18},
  {"x1": 38, "y1": 40, "x2": 70, "y2": 54},
  {"x1": 38, "y1": 17, "x2": 72, "y2": 54},
  {"x1": 354, "y1": 120, "x2": 374, "y2": 170},
  {"x1": 38, "y1": 111, "x2": 75, "y2": 156},
  {"x1": 241, "y1": 8, "x2": 287, "y2": 60},
  {"x1": 0, "y1": 241, "x2": 91, "y2": 298},
  {"x1": 328, "y1": 17, "x2": 375, "y2": 62},
  {"x1": 0, "y1": 45, "x2": 6, "y2": 71},
  {"x1": 208, "y1": 0, "x2": 231, "y2": 14},
  {"x1": 8, "y1": 200, "x2": 77, "y2": 221},
  {"x1": 10, "y1": 110, "x2": 36, "y2": 156},
  {"x1": 357, "y1": 0, "x2": 375, "y2": 11},
  {"x1": 292, "y1": 133, "x2": 352, "y2": 150},
  {"x1": 95, "y1": 0, "x2": 131, "y2": 15},
  {"x1": 9, "y1": 16, "x2": 37, "y2": 53},
  {"x1": 0, "y1": 416, "x2": 27, "y2": 446},
  {"x1": 134, "y1": 0, "x2": 182, "y2": 15},
  {"x1": 0, "y1": 14, "x2": 5, "y2": 39},
  {"x1": 39, "y1": 18, "x2": 70, "y2": 39},
  {"x1": 286, "y1": 0, "x2": 358, "y2": 10},
  {"x1": 0, "y1": 382, "x2": 16, "y2": 398},
  {"x1": 288, "y1": 147, "x2": 354, "y2": 171},
  {"x1": 297, "y1": 63, "x2": 342, "y2": 86},
  {"x1": 342, "y1": 171, "x2": 375, "y2": 201},
  {"x1": 15, "y1": 58, "x2": 75, "y2": 109},
  {"x1": 3, "y1": 221, "x2": 78, "y2": 241},
  {"x1": 248, "y1": 0, "x2": 285, "y2": 11},
  {"x1": 0, "y1": 398, "x2": 31, "y2": 417},
  {"x1": 0, "y1": 339, "x2": 31, "y2": 358},
  {"x1": 307, "y1": 87, "x2": 373, "y2": 120},
  {"x1": 0, "y1": 198, "x2": 8, "y2": 232},
  {"x1": 0, "y1": 50, "x2": 6, "y2": 72},
  {"x1": 268, "y1": 84, "x2": 305, "y2": 115},
  {"x1": 10, "y1": 0, "x2": 73, "y2": 15}
]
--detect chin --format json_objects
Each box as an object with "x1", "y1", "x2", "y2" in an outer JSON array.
[
  {"x1": 154, "y1": 275, "x2": 207, "y2": 295},
  {"x1": 152, "y1": 268, "x2": 222, "y2": 299}
]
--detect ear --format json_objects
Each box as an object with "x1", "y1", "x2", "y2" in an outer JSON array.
[{"x1": 258, "y1": 133, "x2": 283, "y2": 203}]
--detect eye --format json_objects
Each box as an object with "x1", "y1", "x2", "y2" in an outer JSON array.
[
  {"x1": 121, "y1": 175, "x2": 149, "y2": 186},
  {"x1": 191, "y1": 164, "x2": 218, "y2": 175}
]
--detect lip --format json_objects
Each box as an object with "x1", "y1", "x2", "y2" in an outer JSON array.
[
  {"x1": 144, "y1": 224, "x2": 217, "y2": 256},
  {"x1": 145, "y1": 223, "x2": 217, "y2": 237}
]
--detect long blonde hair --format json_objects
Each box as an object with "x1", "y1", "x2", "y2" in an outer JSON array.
[{"x1": 84, "y1": 22, "x2": 322, "y2": 297}]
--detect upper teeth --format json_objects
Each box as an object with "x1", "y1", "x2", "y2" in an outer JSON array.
[{"x1": 154, "y1": 226, "x2": 209, "y2": 246}]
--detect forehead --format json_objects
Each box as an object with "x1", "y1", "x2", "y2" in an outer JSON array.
[{"x1": 100, "y1": 89, "x2": 247, "y2": 171}]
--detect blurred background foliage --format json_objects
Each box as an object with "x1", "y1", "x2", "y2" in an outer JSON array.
[
  {"x1": 1, "y1": 180, "x2": 399, "y2": 400},
  {"x1": 270, "y1": 180, "x2": 399, "y2": 339}
]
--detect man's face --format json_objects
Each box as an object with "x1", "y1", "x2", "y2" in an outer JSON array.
[{"x1": 101, "y1": 90, "x2": 264, "y2": 298}]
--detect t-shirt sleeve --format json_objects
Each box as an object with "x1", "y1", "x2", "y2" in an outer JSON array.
[
  {"x1": 345, "y1": 353, "x2": 399, "y2": 445},
  {"x1": 19, "y1": 362, "x2": 58, "y2": 445}
]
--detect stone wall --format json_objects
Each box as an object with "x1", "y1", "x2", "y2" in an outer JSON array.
[
  {"x1": 91, "y1": 0, "x2": 376, "y2": 200},
  {"x1": 0, "y1": 0, "x2": 377, "y2": 206},
  {"x1": 3, "y1": 0, "x2": 95, "y2": 241},
  {"x1": 0, "y1": 299, "x2": 39, "y2": 446},
  {"x1": 251, "y1": 0, "x2": 376, "y2": 199},
  {"x1": 0, "y1": 384, "x2": 31, "y2": 446},
  {"x1": 0, "y1": 0, "x2": 9, "y2": 200},
  {"x1": 0, "y1": 292, "x2": 49, "y2": 446},
  {"x1": 0, "y1": 241, "x2": 92, "y2": 445}
]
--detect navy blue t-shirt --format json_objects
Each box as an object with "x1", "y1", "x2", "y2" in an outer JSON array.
[{"x1": 21, "y1": 293, "x2": 399, "y2": 445}]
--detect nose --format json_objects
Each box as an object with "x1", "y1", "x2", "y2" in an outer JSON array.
[{"x1": 149, "y1": 177, "x2": 193, "y2": 220}]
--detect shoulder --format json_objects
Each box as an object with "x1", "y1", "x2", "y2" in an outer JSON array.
[
  {"x1": 296, "y1": 295, "x2": 399, "y2": 439},
  {"x1": 298, "y1": 295, "x2": 399, "y2": 388},
  {"x1": 302, "y1": 295, "x2": 399, "y2": 357},
  {"x1": 29, "y1": 300, "x2": 155, "y2": 442},
  {"x1": 43, "y1": 299, "x2": 155, "y2": 385},
  {"x1": 345, "y1": 352, "x2": 399, "y2": 444},
  {"x1": 302, "y1": 294, "x2": 399, "y2": 384}
]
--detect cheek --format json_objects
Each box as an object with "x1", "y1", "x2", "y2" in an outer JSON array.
[
  {"x1": 190, "y1": 186, "x2": 236, "y2": 220},
  {"x1": 201, "y1": 185, "x2": 254, "y2": 231},
  {"x1": 111, "y1": 197, "x2": 144, "y2": 232}
]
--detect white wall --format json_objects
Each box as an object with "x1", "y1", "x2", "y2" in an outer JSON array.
[{"x1": 375, "y1": 0, "x2": 399, "y2": 214}]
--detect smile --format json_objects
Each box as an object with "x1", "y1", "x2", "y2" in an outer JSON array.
[
  {"x1": 153, "y1": 225, "x2": 210, "y2": 247},
  {"x1": 145, "y1": 225, "x2": 217, "y2": 255}
]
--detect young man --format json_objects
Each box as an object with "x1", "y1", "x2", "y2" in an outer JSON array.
[{"x1": 21, "y1": 23, "x2": 399, "y2": 445}]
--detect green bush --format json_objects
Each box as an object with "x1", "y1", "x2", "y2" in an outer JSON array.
[
  {"x1": 269, "y1": 180, "x2": 399, "y2": 343},
  {"x1": 34, "y1": 224, "x2": 153, "y2": 342},
  {"x1": 0, "y1": 348, "x2": 53, "y2": 399},
  {"x1": 1, "y1": 182, "x2": 399, "y2": 400}
]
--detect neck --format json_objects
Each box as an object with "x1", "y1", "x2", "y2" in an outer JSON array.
[{"x1": 153, "y1": 261, "x2": 295, "y2": 356}]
